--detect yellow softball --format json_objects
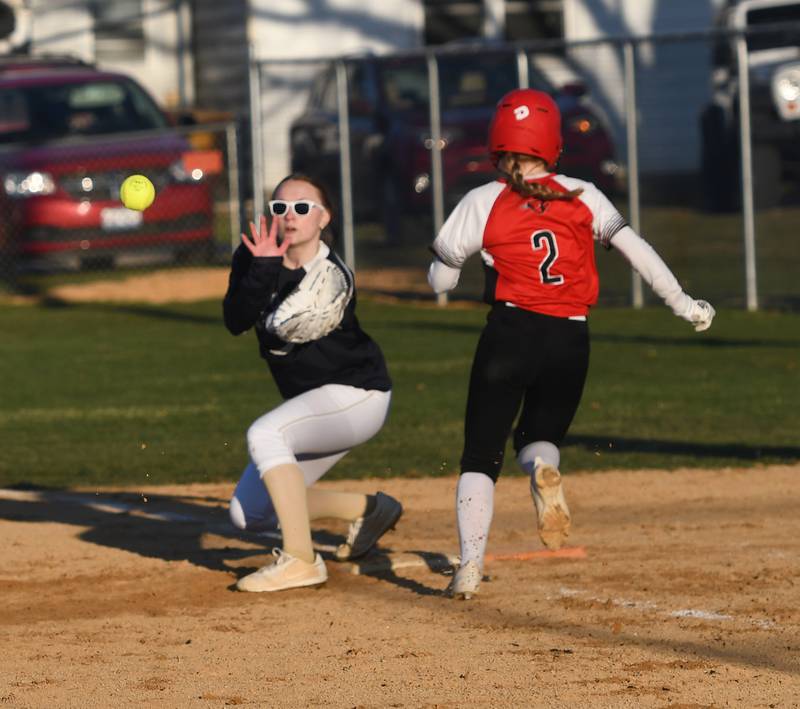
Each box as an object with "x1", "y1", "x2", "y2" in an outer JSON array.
[{"x1": 119, "y1": 174, "x2": 156, "y2": 211}]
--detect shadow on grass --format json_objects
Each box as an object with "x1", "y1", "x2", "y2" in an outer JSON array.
[
  {"x1": 565, "y1": 434, "x2": 800, "y2": 462},
  {"x1": 35, "y1": 297, "x2": 221, "y2": 325},
  {"x1": 592, "y1": 333, "x2": 800, "y2": 349},
  {"x1": 25, "y1": 300, "x2": 800, "y2": 345},
  {"x1": 376, "y1": 319, "x2": 800, "y2": 348}
]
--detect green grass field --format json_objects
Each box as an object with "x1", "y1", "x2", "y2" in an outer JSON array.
[{"x1": 0, "y1": 297, "x2": 797, "y2": 489}]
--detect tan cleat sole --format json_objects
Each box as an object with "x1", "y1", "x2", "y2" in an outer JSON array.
[{"x1": 531, "y1": 462, "x2": 571, "y2": 551}]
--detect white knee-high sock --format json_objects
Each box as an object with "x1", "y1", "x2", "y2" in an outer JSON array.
[
  {"x1": 456, "y1": 472, "x2": 495, "y2": 570},
  {"x1": 517, "y1": 441, "x2": 560, "y2": 481}
]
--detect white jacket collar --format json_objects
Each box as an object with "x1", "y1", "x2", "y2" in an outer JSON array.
[{"x1": 301, "y1": 241, "x2": 330, "y2": 272}]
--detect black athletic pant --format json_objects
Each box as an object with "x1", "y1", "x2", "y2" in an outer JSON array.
[{"x1": 460, "y1": 303, "x2": 590, "y2": 481}]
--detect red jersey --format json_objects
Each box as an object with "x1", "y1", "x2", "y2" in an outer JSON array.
[{"x1": 432, "y1": 174, "x2": 627, "y2": 317}]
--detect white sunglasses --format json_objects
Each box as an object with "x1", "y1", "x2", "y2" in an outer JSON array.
[{"x1": 268, "y1": 199, "x2": 324, "y2": 217}]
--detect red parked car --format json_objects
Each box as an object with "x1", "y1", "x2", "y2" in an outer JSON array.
[{"x1": 0, "y1": 56, "x2": 215, "y2": 273}]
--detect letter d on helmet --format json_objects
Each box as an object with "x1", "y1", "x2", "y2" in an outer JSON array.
[{"x1": 489, "y1": 89, "x2": 563, "y2": 166}]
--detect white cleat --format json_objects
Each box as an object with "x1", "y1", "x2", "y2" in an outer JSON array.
[
  {"x1": 530, "y1": 457, "x2": 571, "y2": 551},
  {"x1": 446, "y1": 560, "x2": 482, "y2": 600},
  {"x1": 236, "y1": 548, "x2": 327, "y2": 593}
]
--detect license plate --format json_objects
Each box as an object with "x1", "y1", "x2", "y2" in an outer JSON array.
[{"x1": 100, "y1": 207, "x2": 143, "y2": 231}]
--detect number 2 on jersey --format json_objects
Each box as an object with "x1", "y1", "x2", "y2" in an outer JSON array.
[{"x1": 531, "y1": 230, "x2": 564, "y2": 285}]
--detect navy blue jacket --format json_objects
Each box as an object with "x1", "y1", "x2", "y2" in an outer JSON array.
[{"x1": 223, "y1": 243, "x2": 391, "y2": 400}]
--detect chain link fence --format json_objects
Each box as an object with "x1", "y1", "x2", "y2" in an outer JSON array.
[
  {"x1": 252, "y1": 23, "x2": 800, "y2": 311},
  {"x1": 5, "y1": 23, "x2": 797, "y2": 312},
  {"x1": 0, "y1": 118, "x2": 241, "y2": 287}
]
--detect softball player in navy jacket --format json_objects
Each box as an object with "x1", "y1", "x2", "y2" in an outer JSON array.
[
  {"x1": 429, "y1": 89, "x2": 715, "y2": 599},
  {"x1": 224, "y1": 174, "x2": 401, "y2": 593}
]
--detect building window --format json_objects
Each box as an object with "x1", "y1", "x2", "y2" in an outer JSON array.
[
  {"x1": 505, "y1": 0, "x2": 563, "y2": 41},
  {"x1": 424, "y1": 0, "x2": 484, "y2": 45},
  {"x1": 0, "y1": 1, "x2": 15, "y2": 41},
  {"x1": 91, "y1": 0, "x2": 145, "y2": 61}
]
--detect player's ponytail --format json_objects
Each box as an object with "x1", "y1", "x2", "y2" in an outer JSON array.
[{"x1": 504, "y1": 153, "x2": 583, "y2": 202}]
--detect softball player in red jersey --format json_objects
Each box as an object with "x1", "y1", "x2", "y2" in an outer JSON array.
[{"x1": 429, "y1": 89, "x2": 715, "y2": 599}]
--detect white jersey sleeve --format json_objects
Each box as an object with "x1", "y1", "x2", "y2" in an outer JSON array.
[
  {"x1": 610, "y1": 226, "x2": 694, "y2": 319},
  {"x1": 428, "y1": 259, "x2": 462, "y2": 294},
  {"x1": 553, "y1": 175, "x2": 628, "y2": 248},
  {"x1": 428, "y1": 181, "x2": 505, "y2": 293},
  {"x1": 554, "y1": 176, "x2": 700, "y2": 321}
]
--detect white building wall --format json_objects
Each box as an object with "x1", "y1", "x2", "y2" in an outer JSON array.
[
  {"x1": 29, "y1": 0, "x2": 93, "y2": 61},
  {"x1": 27, "y1": 0, "x2": 189, "y2": 110},
  {"x1": 564, "y1": 0, "x2": 719, "y2": 174},
  {"x1": 249, "y1": 0, "x2": 424, "y2": 188},
  {"x1": 93, "y1": 0, "x2": 192, "y2": 109}
]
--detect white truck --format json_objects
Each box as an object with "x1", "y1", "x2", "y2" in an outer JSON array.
[{"x1": 700, "y1": 0, "x2": 800, "y2": 210}]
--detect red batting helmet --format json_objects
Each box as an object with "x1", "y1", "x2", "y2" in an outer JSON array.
[{"x1": 488, "y1": 89, "x2": 563, "y2": 166}]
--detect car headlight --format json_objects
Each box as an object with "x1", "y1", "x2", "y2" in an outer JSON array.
[
  {"x1": 420, "y1": 128, "x2": 465, "y2": 150},
  {"x1": 776, "y1": 74, "x2": 800, "y2": 102},
  {"x1": 772, "y1": 65, "x2": 800, "y2": 121},
  {"x1": 421, "y1": 134, "x2": 447, "y2": 150},
  {"x1": 600, "y1": 160, "x2": 619, "y2": 176},
  {"x1": 4, "y1": 171, "x2": 56, "y2": 197},
  {"x1": 168, "y1": 158, "x2": 205, "y2": 183},
  {"x1": 413, "y1": 173, "x2": 430, "y2": 193}
]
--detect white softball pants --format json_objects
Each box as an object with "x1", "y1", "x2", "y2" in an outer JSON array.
[{"x1": 229, "y1": 384, "x2": 391, "y2": 531}]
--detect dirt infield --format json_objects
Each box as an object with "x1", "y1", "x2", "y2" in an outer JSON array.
[
  {"x1": 3, "y1": 266, "x2": 432, "y2": 306},
  {"x1": 1, "y1": 465, "x2": 798, "y2": 707}
]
